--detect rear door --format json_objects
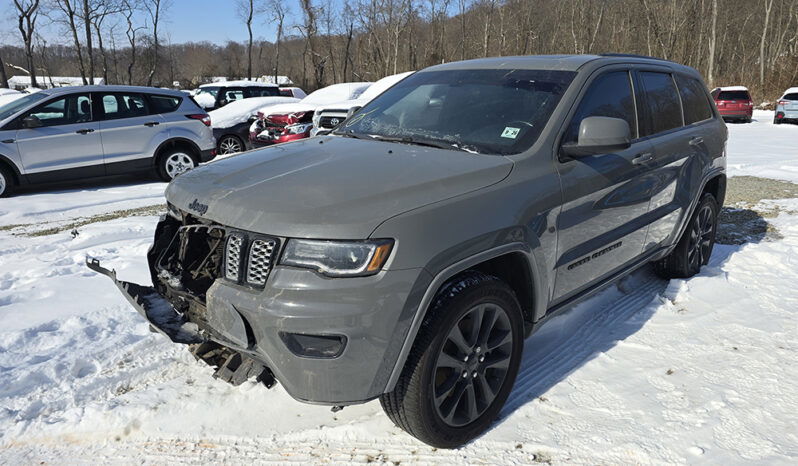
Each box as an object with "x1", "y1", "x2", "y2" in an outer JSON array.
[
  {"x1": 96, "y1": 91, "x2": 167, "y2": 174},
  {"x1": 635, "y1": 69, "x2": 721, "y2": 250},
  {"x1": 15, "y1": 92, "x2": 104, "y2": 180},
  {"x1": 552, "y1": 68, "x2": 655, "y2": 302}
]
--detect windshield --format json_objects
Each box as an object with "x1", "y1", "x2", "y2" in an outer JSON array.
[
  {"x1": 0, "y1": 92, "x2": 48, "y2": 122},
  {"x1": 335, "y1": 69, "x2": 576, "y2": 155}
]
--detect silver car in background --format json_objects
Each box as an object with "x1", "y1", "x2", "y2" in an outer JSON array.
[{"x1": 0, "y1": 85, "x2": 216, "y2": 197}]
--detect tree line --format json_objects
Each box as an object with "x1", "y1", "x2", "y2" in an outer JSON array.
[{"x1": 2, "y1": 0, "x2": 797, "y2": 102}]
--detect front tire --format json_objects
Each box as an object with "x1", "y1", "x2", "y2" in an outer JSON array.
[
  {"x1": 0, "y1": 165, "x2": 13, "y2": 198},
  {"x1": 157, "y1": 149, "x2": 197, "y2": 181},
  {"x1": 653, "y1": 193, "x2": 719, "y2": 279},
  {"x1": 380, "y1": 272, "x2": 524, "y2": 448}
]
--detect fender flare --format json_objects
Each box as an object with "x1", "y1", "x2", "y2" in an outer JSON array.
[{"x1": 384, "y1": 242, "x2": 544, "y2": 392}]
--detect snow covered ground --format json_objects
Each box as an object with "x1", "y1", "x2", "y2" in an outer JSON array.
[{"x1": 0, "y1": 111, "x2": 797, "y2": 464}]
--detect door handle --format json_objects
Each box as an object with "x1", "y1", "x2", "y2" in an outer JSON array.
[
  {"x1": 75, "y1": 128, "x2": 95, "y2": 134},
  {"x1": 144, "y1": 121, "x2": 160, "y2": 127},
  {"x1": 632, "y1": 152, "x2": 654, "y2": 165},
  {"x1": 1, "y1": 139, "x2": 14, "y2": 144},
  {"x1": 689, "y1": 136, "x2": 704, "y2": 146}
]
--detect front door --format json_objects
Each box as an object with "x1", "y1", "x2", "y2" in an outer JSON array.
[
  {"x1": 15, "y1": 92, "x2": 104, "y2": 181},
  {"x1": 552, "y1": 69, "x2": 655, "y2": 303}
]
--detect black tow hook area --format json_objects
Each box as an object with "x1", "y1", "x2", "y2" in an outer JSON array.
[{"x1": 191, "y1": 342, "x2": 276, "y2": 388}]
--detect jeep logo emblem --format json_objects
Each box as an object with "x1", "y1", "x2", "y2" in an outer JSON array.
[
  {"x1": 188, "y1": 198, "x2": 209, "y2": 216},
  {"x1": 330, "y1": 118, "x2": 340, "y2": 126}
]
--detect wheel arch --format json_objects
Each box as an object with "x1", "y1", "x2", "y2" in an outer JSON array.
[
  {"x1": 154, "y1": 137, "x2": 202, "y2": 166},
  {"x1": 0, "y1": 153, "x2": 22, "y2": 186},
  {"x1": 384, "y1": 242, "x2": 544, "y2": 393}
]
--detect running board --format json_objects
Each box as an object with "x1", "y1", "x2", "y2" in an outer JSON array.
[{"x1": 86, "y1": 257, "x2": 206, "y2": 345}]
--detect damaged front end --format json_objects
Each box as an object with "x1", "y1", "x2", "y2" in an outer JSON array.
[{"x1": 87, "y1": 210, "x2": 276, "y2": 388}]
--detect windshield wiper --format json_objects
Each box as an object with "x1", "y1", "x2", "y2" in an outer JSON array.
[{"x1": 367, "y1": 135, "x2": 475, "y2": 153}]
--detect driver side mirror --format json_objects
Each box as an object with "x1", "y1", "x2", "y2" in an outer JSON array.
[
  {"x1": 561, "y1": 116, "x2": 631, "y2": 158},
  {"x1": 22, "y1": 115, "x2": 43, "y2": 129}
]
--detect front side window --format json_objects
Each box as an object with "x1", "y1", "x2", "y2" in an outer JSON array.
[
  {"x1": 676, "y1": 75, "x2": 713, "y2": 125},
  {"x1": 639, "y1": 72, "x2": 683, "y2": 136},
  {"x1": 99, "y1": 93, "x2": 149, "y2": 120},
  {"x1": 564, "y1": 71, "x2": 637, "y2": 143},
  {"x1": 28, "y1": 93, "x2": 92, "y2": 127},
  {"x1": 337, "y1": 69, "x2": 576, "y2": 155},
  {"x1": 223, "y1": 88, "x2": 245, "y2": 103}
]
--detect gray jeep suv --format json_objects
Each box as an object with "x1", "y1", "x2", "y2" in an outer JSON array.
[
  {"x1": 0, "y1": 85, "x2": 215, "y2": 197},
  {"x1": 90, "y1": 55, "x2": 727, "y2": 448}
]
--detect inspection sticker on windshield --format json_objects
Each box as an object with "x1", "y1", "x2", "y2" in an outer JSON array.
[{"x1": 501, "y1": 127, "x2": 520, "y2": 139}]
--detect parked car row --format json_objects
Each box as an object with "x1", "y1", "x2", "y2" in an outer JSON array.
[{"x1": 0, "y1": 85, "x2": 215, "y2": 197}]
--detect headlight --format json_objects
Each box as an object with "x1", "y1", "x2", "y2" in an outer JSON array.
[
  {"x1": 284, "y1": 122, "x2": 314, "y2": 135},
  {"x1": 166, "y1": 202, "x2": 182, "y2": 220},
  {"x1": 280, "y1": 239, "x2": 394, "y2": 277}
]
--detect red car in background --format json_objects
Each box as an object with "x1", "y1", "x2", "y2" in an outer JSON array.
[{"x1": 711, "y1": 86, "x2": 753, "y2": 123}]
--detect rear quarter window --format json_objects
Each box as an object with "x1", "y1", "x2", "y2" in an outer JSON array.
[
  {"x1": 149, "y1": 95, "x2": 181, "y2": 114},
  {"x1": 783, "y1": 93, "x2": 798, "y2": 101},
  {"x1": 676, "y1": 75, "x2": 714, "y2": 125},
  {"x1": 639, "y1": 71, "x2": 683, "y2": 136}
]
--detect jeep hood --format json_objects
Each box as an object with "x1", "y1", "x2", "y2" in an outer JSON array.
[{"x1": 166, "y1": 136, "x2": 513, "y2": 238}]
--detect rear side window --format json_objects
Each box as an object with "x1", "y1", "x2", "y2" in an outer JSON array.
[
  {"x1": 717, "y1": 90, "x2": 750, "y2": 101},
  {"x1": 246, "y1": 87, "x2": 281, "y2": 97},
  {"x1": 564, "y1": 71, "x2": 637, "y2": 143},
  {"x1": 99, "y1": 93, "x2": 149, "y2": 120},
  {"x1": 783, "y1": 93, "x2": 798, "y2": 101},
  {"x1": 149, "y1": 95, "x2": 181, "y2": 114},
  {"x1": 676, "y1": 75, "x2": 713, "y2": 125},
  {"x1": 639, "y1": 72, "x2": 683, "y2": 136}
]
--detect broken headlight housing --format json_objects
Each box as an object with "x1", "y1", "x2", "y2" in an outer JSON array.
[{"x1": 280, "y1": 239, "x2": 393, "y2": 277}]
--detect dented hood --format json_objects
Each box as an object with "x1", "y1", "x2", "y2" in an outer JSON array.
[{"x1": 166, "y1": 136, "x2": 513, "y2": 239}]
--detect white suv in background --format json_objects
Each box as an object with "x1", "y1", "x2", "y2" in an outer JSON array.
[
  {"x1": 0, "y1": 85, "x2": 215, "y2": 197},
  {"x1": 774, "y1": 87, "x2": 798, "y2": 125},
  {"x1": 311, "y1": 71, "x2": 414, "y2": 136}
]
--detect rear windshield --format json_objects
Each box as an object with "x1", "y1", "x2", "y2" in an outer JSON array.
[
  {"x1": 717, "y1": 90, "x2": 750, "y2": 100},
  {"x1": 337, "y1": 69, "x2": 576, "y2": 155},
  {"x1": 783, "y1": 93, "x2": 798, "y2": 101}
]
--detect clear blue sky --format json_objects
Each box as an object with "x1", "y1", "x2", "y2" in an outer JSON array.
[{"x1": 0, "y1": 0, "x2": 283, "y2": 46}]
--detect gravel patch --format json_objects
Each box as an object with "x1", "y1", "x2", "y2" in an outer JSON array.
[{"x1": 716, "y1": 176, "x2": 797, "y2": 245}]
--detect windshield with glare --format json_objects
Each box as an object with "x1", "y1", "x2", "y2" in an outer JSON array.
[
  {"x1": 336, "y1": 69, "x2": 575, "y2": 155},
  {"x1": 0, "y1": 93, "x2": 48, "y2": 123}
]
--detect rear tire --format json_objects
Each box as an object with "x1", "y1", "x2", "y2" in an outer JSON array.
[
  {"x1": 379, "y1": 271, "x2": 524, "y2": 448},
  {"x1": 0, "y1": 165, "x2": 14, "y2": 198},
  {"x1": 653, "y1": 193, "x2": 719, "y2": 279},
  {"x1": 774, "y1": 118, "x2": 782, "y2": 125},
  {"x1": 156, "y1": 148, "x2": 198, "y2": 181}
]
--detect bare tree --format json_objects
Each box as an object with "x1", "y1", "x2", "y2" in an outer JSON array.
[
  {"x1": 236, "y1": 0, "x2": 258, "y2": 80},
  {"x1": 144, "y1": 0, "x2": 170, "y2": 86},
  {"x1": 13, "y1": 0, "x2": 41, "y2": 88},
  {"x1": 269, "y1": 0, "x2": 287, "y2": 84},
  {"x1": 760, "y1": 0, "x2": 775, "y2": 90},
  {"x1": 122, "y1": 0, "x2": 144, "y2": 85},
  {"x1": 51, "y1": 0, "x2": 88, "y2": 83},
  {"x1": 0, "y1": 52, "x2": 9, "y2": 88}
]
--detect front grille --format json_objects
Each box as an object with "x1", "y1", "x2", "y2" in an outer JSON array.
[
  {"x1": 246, "y1": 239, "x2": 277, "y2": 285},
  {"x1": 225, "y1": 234, "x2": 244, "y2": 281},
  {"x1": 222, "y1": 231, "x2": 280, "y2": 287},
  {"x1": 319, "y1": 115, "x2": 346, "y2": 129}
]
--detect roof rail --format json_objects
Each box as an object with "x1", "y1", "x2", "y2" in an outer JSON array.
[{"x1": 599, "y1": 53, "x2": 671, "y2": 62}]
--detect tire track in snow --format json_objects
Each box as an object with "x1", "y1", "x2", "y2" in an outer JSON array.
[{"x1": 502, "y1": 270, "x2": 667, "y2": 415}]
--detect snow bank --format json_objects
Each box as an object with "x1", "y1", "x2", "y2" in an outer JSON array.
[
  {"x1": 208, "y1": 96, "x2": 299, "y2": 128},
  {"x1": 0, "y1": 115, "x2": 797, "y2": 463}
]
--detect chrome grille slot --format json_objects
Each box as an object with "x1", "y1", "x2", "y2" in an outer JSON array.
[
  {"x1": 224, "y1": 234, "x2": 244, "y2": 281},
  {"x1": 246, "y1": 239, "x2": 277, "y2": 286}
]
